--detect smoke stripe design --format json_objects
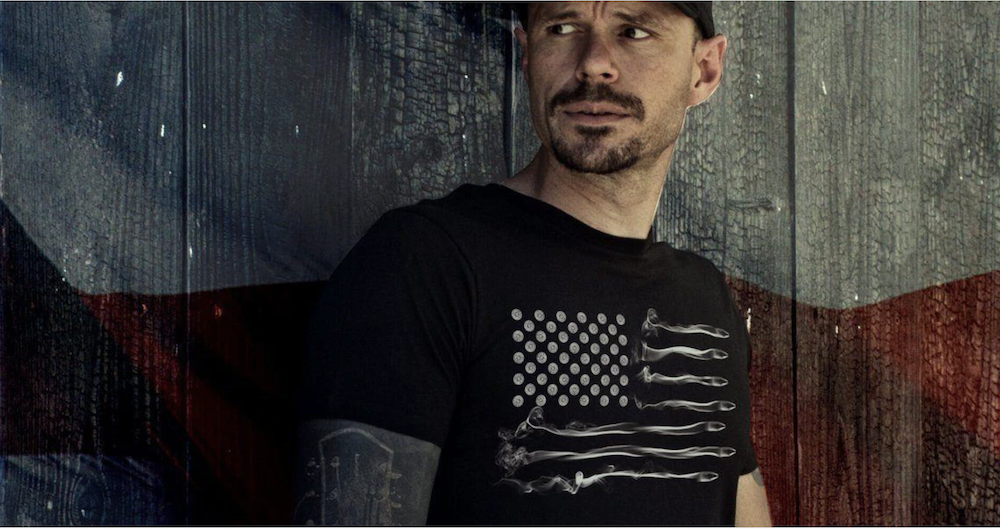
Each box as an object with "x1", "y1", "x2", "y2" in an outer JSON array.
[
  {"x1": 499, "y1": 468, "x2": 720, "y2": 495},
  {"x1": 637, "y1": 366, "x2": 729, "y2": 387},
  {"x1": 504, "y1": 406, "x2": 726, "y2": 440},
  {"x1": 635, "y1": 399, "x2": 736, "y2": 413},
  {"x1": 642, "y1": 309, "x2": 730, "y2": 339},
  {"x1": 496, "y1": 442, "x2": 736, "y2": 476},
  {"x1": 641, "y1": 344, "x2": 729, "y2": 362}
]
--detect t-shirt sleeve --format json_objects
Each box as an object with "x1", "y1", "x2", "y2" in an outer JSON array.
[
  {"x1": 300, "y1": 209, "x2": 475, "y2": 448},
  {"x1": 717, "y1": 272, "x2": 759, "y2": 476}
]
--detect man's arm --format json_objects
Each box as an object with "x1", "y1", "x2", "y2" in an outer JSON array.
[
  {"x1": 295, "y1": 420, "x2": 441, "y2": 525},
  {"x1": 735, "y1": 467, "x2": 772, "y2": 526}
]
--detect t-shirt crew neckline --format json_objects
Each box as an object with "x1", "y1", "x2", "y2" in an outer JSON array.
[{"x1": 482, "y1": 182, "x2": 656, "y2": 256}]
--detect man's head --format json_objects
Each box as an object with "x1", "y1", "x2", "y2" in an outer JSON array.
[
  {"x1": 514, "y1": 2, "x2": 727, "y2": 176},
  {"x1": 514, "y1": 2, "x2": 716, "y2": 45}
]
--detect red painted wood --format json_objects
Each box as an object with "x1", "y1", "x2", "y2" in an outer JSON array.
[
  {"x1": 81, "y1": 283, "x2": 324, "y2": 524},
  {"x1": 798, "y1": 270, "x2": 1000, "y2": 525},
  {"x1": 729, "y1": 277, "x2": 798, "y2": 526}
]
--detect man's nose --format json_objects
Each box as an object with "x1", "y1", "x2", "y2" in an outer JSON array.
[{"x1": 575, "y1": 34, "x2": 619, "y2": 84}]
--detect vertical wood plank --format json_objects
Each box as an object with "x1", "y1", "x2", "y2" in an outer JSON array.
[
  {"x1": 508, "y1": 6, "x2": 539, "y2": 176},
  {"x1": 349, "y1": 2, "x2": 509, "y2": 235},
  {"x1": 916, "y1": 3, "x2": 1000, "y2": 524},
  {"x1": 0, "y1": 2, "x2": 186, "y2": 524},
  {"x1": 795, "y1": 2, "x2": 1000, "y2": 524},
  {"x1": 795, "y1": 4, "x2": 923, "y2": 524},
  {"x1": 187, "y1": 3, "x2": 358, "y2": 292},
  {"x1": 919, "y1": 272, "x2": 1000, "y2": 524},
  {"x1": 185, "y1": 3, "x2": 355, "y2": 523}
]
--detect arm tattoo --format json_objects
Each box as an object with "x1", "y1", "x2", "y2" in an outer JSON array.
[
  {"x1": 295, "y1": 420, "x2": 441, "y2": 525},
  {"x1": 751, "y1": 468, "x2": 765, "y2": 487}
]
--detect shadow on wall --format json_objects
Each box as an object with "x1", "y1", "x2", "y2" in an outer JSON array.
[{"x1": 0, "y1": 205, "x2": 326, "y2": 524}]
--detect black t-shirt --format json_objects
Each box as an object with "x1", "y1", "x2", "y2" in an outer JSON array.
[{"x1": 303, "y1": 183, "x2": 757, "y2": 525}]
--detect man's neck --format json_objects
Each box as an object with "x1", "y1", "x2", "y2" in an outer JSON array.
[{"x1": 502, "y1": 146, "x2": 674, "y2": 240}]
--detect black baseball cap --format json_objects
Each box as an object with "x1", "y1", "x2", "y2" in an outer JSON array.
[
  {"x1": 671, "y1": 2, "x2": 715, "y2": 39},
  {"x1": 510, "y1": 2, "x2": 716, "y2": 39}
]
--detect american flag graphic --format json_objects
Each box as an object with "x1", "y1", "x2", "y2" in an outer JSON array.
[{"x1": 496, "y1": 308, "x2": 736, "y2": 494}]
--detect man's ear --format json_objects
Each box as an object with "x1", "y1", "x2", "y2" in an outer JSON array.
[
  {"x1": 687, "y1": 33, "x2": 727, "y2": 107},
  {"x1": 515, "y1": 26, "x2": 529, "y2": 73}
]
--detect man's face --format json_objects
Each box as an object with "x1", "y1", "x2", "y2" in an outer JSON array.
[{"x1": 517, "y1": 2, "x2": 699, "y2": 175}]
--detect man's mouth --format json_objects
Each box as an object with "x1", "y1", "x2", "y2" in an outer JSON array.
[
  {"x1": 561, "y1": 102, "x2": 632, "y2": 125},
  {"x1": 563, "y1": 110, "x2": 630, "y2": 125},
  {"x1": 562, "y1": 102, "x2": 630, "y2": 117}
]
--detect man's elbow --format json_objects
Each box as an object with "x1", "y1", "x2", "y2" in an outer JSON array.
[{"x1": 734, "y1": 468, "x2": 772, "y2": 527}]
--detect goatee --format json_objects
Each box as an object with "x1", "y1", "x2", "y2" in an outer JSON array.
[
  {"x1": 550, "y1": 128, "x2": 643, "y2": 174},
  {"x1": 547, "y1": 83, "x2": 646, "y2": 174}
]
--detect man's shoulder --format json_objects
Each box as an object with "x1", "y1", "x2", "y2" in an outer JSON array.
[
  {"x1": 403, "y1": 182, "x2": 501, "y2": 220},
  {"x1": 651, "y1": 241, "x2": 726, "y2": 279},
  {"x1": 373, "y1": 182, "x2": 506, "y2": 239},
  {"x1": 352, "y1": 183, "x2": 505, "y2": 261}
]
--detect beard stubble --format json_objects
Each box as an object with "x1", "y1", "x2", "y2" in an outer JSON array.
[{"x1": 545, "y1": 82, "x2": 685, "y2": 176}]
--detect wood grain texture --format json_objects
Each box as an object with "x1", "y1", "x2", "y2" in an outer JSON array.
[
  {"x1": 661, "y1": 3, "x2": 793, "y2": 298},
  {"x1": 795, "y1": 2, "x2": 1000, "y2": 525},
  {"x1": 918, "y1": 271, "x2": 1000, "y2": 524},
  {"x1": 916, "y1": 5, "x2": 1000, "y2": 524},
  {"x1": 727, "y1": 279, "x2": 796, "y2": 526},
  {"x1": 0, "y1": 2, "x2": 186, "y2": 524},
  {"x1": 185, "y1": 3, "x2": 357, "y2": 522},
  {"x1": 917, "y1": 4, "x2": 1000, "y2": 296},
  {"x1": 187, "y1": 3, "x2": 357, "y2": 292},
  {"x1": 796, "y1": 272, "x2": 1000, "y2": 525},
  {"x1": 795, "y1": 3, "x2": 1000, "y2": 309},
  {"x1": 348, "y1": 2, "x2": 509, "y2": 236},
  {"x1": 508, "y1": 6, "x2": 539, "y2": 177},
  {"x1": 796, "y1": 301, "x2": 922, "y2": 525},
  {"x1": 0, "y1": 2, "x2": 186, "y2": 295},
  {"x1": 795, "y1": 3, "x2": 923, "y2": 524}
]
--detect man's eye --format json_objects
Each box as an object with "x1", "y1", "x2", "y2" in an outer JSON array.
[
  {"x1": 548, "y1": 23, "x2": 577, "y2": 35},
  {"x1": 622, "y1": 27, "x2": 652, "y2": 39}
]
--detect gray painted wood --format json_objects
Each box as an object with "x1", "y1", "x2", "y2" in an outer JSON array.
[
  {"x1": 795, "y1": 3, "x2": 1000, "y2": 310},
  {"x1": 0, "y1": 2, "x2": 186, "y2": 296},
  {"x1": 508, "y1": 9, "x2": 540, "y2": 177},
  {"x1": 187, "y1": 3, "x2": 357, "y2": 293},
  {"x1": 347, "y1": 2, "x2": 509, "y2": 238},
  {"x1": 0, "y1": 1, "x2": 187, "y2": 524},
  {"x1": 660, "y1": 3, "x2": 793, "y2": 299},
  {"x1": 795, "y1": 2, "x2": 1000, "y2": 525}
]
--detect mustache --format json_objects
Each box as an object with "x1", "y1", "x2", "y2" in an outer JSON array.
[{"x1": 548, "y1": 84, "x2": 645, "y2": 121}]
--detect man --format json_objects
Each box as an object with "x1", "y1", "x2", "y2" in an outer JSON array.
[{"x1": 297, "y1": 2, "x2": 772, "y2": 525}]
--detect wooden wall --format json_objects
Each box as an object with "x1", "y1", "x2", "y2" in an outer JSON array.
[{"x1": 0, "y1": 2, "x2": 997, "y2": 525}]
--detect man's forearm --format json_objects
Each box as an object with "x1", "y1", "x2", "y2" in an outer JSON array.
[
  {"x1": 735, "y1": 468, "x2": 772, "y2": 526},
  {"x1": 294, "y1": 420, "x2": 441, "y2": 525}
]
